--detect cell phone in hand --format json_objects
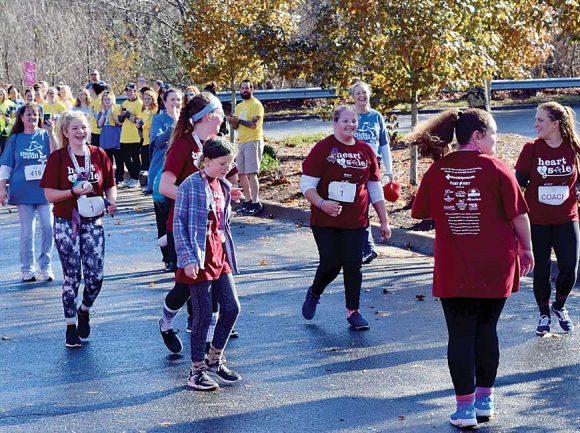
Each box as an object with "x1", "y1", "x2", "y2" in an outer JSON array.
[{"x1": 43, "y1": 113, "x2": 51, "y2": 122}]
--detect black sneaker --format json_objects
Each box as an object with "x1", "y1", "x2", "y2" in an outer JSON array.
[
  {"x1": 240, "y1": 202, "x2": 264, "y2": 216},
  {"x1": 164, "y1": 262, "x2": 176, "y2": 273},
  {"x1": 206, "y1": 360, "x2": 242, "y2": 383},
  {"x1": 302, "y1": 288, "x2": 320, "y2": 320},
  {"x1": 77, "y1": 307, "x2": 91, "y2": 339},
  {"x1": 236, "y1": 201, "x2": 251, "y2": 215},
  {"x1": 347, "y1": 312, "x2": 370, "y2": 330},
  {"x1": 158, "y1": 319, "x2": 183, "y2": 354},
  {"x1": 362, "y1": 251, "x2": 378, "y2": 265},
  {"x1": 65, "y1": 325, "x2": 82, "y2": 348},
  {"x1": 188, "y1": 369, "x2": 219, "y2": 391}
]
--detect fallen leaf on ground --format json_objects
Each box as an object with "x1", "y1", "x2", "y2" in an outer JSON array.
[
  {"x1": 2, "y1": 336, "x2": 11, "y2": 340},
  {"x1": 398, "y1": 415, "x2": 406, "y2": 420},
  {"x1": 383, "y1": 289, "x2": 392, "y2": 294},
  {"x1": 416, "y1": 294, "x2": 425, "y2": 301},
  {"x1": 259, "y1": 259, "x2": 269, "y2": 265},
  {"x1": 148, "y1": 282, "x2": 155, "y2": 287}
]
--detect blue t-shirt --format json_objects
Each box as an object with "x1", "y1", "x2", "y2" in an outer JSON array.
[
  {"x1": 355, "y1": 108, "x2": 392, "y2": 174},
  {"x1": 0, "y1": 130, "x2": 51, "y2": 204}
]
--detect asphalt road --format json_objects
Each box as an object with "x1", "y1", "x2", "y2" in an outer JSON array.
[
  {"x1": 1, "y1": 190, "x2": 579, "y2": 432},
  {"x1": 263, "y1": 105, "x2": 580, "y2": 141}
]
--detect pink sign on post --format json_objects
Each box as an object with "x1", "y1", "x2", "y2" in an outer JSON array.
[{"x1": 24, "y1": 61, "x2": 36, "y2": 86}]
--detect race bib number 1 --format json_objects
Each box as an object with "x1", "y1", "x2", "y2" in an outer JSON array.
[
  {"x1": 24, "y1": 164, "x2": 45, "y2": 181},
  {"x1": 328, "y1": 181, "x2": 356, "y2": 203}
]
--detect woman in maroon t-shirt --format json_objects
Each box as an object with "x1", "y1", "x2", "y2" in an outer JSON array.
[
  {"x1": 410, "y1": 108, "x2": 534, "y2": 428},
  {"x1": 515, "y1": 102, "x2": 580, "y2": 336},
  {"x1": 300, "y1": 105, "x2": 391, "y2": 330},
  {"x1": 40, "y1": 111, "x2": 117, "y2": 348},
  {"x1": 157, "y1": 92, "x2": 240, "y2": 355}
]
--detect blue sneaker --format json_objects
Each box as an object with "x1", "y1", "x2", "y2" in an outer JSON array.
[
  {"x1": 536, "y1": 315, "x2": 551, "y2": 336},
  {"x1": 551, "y1": 305, "x2": 574, "y2": 333},
  {"x1": 302, "y1": 288, "x2": 320, "y2": 320},
  {"x1": 450, "y1": 404, "x2": 477, "y2": 428},
  {"x1": 475, "y1": 395, "x2": 495, "y2": 417}
]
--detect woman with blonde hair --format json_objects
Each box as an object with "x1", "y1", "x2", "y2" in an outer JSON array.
[
  {"x1": 59, "y1": 85, "x2": 75, "y2": 110},
  {"x1": 138, "y1": 89, "x2": 158, "y2": 174},
  {"x1": 40, "y1": 111, "x2": 117, "y2": 348},
  {"x1": 515, "y1": 101, "x2": 580, "y2": 335}
]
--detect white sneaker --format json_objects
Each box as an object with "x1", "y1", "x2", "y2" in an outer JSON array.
[
  {"x1": 22, "y1": 271, "x2": 36, "y2": 282},
  {"x1": 38, "y1": 269, "x2": 55, "y2": 282},
  {"x1": 127, "y1": 179, "x2": 140, "y2": 188}
]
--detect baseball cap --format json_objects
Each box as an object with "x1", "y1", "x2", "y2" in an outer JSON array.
[
  {"x1": 124, "y1": 82, "x2": 137, "y2": 90},
  {"x1": 90, "y1": 69, "x2": 99, "y2": 75},
  {"x1": 154, "y1": 79, "x2": 163, "y2": 86}
]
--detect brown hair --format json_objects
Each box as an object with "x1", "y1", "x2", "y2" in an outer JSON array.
[
  {"x1": 333, "y1": 105, "x2": 356, "y2": 122},
  {"x1": 10, "y1": 103, "x2": 43, "y2": 135},
  {"x1": 406, "y1": 108, "x2": 494, "y2": 160},
  {"x1": 538, "y1": 101, "x2": 580, "y2": 156},
  {"x1": 75, "y1": 89, "x2": 91, "y2": 107},
  {"x1": 169, "y1": 92, "x2": 215, "y2": 150}
]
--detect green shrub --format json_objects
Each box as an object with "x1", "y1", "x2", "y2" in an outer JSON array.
[
  {"x1": 260, "y1": 144, "x2": 280, "y2": 175},
  {"x1": 283, "y1": 133, "x2": 327, "y2": 148}
]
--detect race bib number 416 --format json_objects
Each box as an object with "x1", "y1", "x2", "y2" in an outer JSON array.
[{"x1": 24, "y1": 164, "x2": 45, "y2": 181}]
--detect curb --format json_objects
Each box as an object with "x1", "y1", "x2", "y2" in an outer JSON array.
[{"x1": 260, "y1": 200, "x2": 435, "y2": 256}]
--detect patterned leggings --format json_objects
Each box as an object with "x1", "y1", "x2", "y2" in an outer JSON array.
[{"x1": 53, "y1": 217, "x2": 105, "y2": 324}]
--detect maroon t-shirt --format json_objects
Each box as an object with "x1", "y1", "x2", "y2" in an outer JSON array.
[
  {"x1": 515, "y1": 138, "x2": 578, "y2": 226},
  {"x1": 40, "y1": 145, "x2": 115, "y2": 220},
  {"x1": 176, "y1": 177, "x2": 231, "y2": 284},
  {"x1": 302, "y1": 135, "x2": 380, "y2": 229},
  {"x1": 163, "y1": 134, "x2": 237, "y2": 231},
  {"x1": 412, "y1": 151, "x2": 529, "y2": 298},
  {"x1": 163, "y1": 134, "x2": 202, "y2": 232}
]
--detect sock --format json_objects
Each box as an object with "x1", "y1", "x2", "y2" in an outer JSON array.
[
  {"x1": 160, "y1": 303, "x2": 180, "y2": 332},
  {"x1": 553, "y1": 294, "x2": 568, "y2": 311},
  {"x1": 347, "y1": 309, "x2": 358, "y2": 318},
  {"x1": 191, "y1": 360, "x2": 205, "y2": 374},
  {"x1": 206, "y1": 312, "x2": 218, "y2": 343},
  {"x1": 206, "y1": 344, "x2": 223, "y2": 366},
  {"x1": 456, "y1": 393, "x2": 475, "y2": 408},
  {"x1": 78, "y1": 306, "x2": 89, "y2": 315},
  {"x1": 475, "y1": 387, "x2": 493, "y2": 400},
  {"x1": 538, "y1": 301, "x2": 550, "y2": 317}
]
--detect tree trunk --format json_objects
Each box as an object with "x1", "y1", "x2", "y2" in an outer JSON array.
[
  {"x1": 229, "y1": 75, "x2": 237, "y2": 144},
  {"x1": 409, "y1": 90, "x2": 419, "y2": 185},
  {"x1": 484, "y1": 78, "x2": 492, "y2": 112}
]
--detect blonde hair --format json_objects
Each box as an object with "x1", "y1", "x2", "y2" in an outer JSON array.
[
  {"x1": 75, "y1": 89, "x2": 91, "y2": 107},
  {"x1": 55, "y1": 111, "x2": 91, "y2": 149},
  {"x1": 333, "y1": 104, "x2": 356, "y2": 122}
]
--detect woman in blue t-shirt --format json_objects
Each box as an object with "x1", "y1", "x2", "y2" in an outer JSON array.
[
  {"x1": 352, "y1": 80, "x2": 394, "y2": 264},
  {"x1": 0, "y1": 102, "x2": 56, "y2": 281}
]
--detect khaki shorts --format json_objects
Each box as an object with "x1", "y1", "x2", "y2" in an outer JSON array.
[{"x1": 237, "y1": 140, "x2": 264, "y2": 174}]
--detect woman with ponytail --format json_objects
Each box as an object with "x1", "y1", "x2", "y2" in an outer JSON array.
[
  {"x1": 411, "y1": 108, "x2": 534, "y2": 428},
  {"x1": 515, "y1": 102, "x2": 580, "y2": 336}
]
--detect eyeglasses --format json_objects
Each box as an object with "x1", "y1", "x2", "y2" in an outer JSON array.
[
  {"x1": 90, "y1": 73, "x2": 97, "y2": 76},
  {"x1": 210, "y1": 159, "x2": 234, "y2": 169}
]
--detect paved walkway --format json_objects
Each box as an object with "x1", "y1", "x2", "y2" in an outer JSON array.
[{"x1": 0, "y1": 189, "x2": 579, "y2": 432}]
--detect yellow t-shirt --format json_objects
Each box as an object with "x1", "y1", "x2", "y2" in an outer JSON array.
[
  {"x1": 140, "y1": 107, "x2": 155, "y2": 146},
  {"x1": 89, "y1": 97, "x2": 102, "y2": 134},
  {"x1": 42, "y1": 101, "x2": 67, "y2": 116},
  {"x1": 120, "y1": 98, "x2": 143, "y2": 143},
  {"x1": 235, "y1": 97, "x2": 264, "y2": 143}
]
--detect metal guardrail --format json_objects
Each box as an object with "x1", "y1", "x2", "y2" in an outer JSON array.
[{"x1": 115, "y1": 78, "x2": 580, "y2": 104}]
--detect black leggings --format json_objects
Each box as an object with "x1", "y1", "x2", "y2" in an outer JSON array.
[
  {"x1": 105, "y1": 149, "x2": 124, "y2": 184},
  {"x1": 310, "y1": 226, "x2": 366, "y2": 310},
  {"x1": 531, "y1": 221, "x2": 579, "y2": 307},
  {"x1": 119, "y1": 142, "x2": 141, "y2": 180},
  {"x1": 441, "y1": 297, "x2": 507, "y2": 396}
]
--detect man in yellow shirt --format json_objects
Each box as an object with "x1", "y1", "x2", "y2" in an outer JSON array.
[
  {"x1": 226, "y1": 79, "x2": 264, "y2": 216},
  {"x1": 119, "y1": 82, "x2": 143, "y2": 188}
]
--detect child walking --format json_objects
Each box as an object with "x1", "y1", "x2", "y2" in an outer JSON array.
[{"x1": 172, "y1": 136, "x2": 241, "y2": 390}]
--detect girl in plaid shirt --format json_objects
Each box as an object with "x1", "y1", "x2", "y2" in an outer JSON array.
[{"x1": 173, "y1": 136, "x2": 241, "y2": 391}]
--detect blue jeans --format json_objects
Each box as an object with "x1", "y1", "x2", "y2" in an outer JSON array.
[
  {"x1": 189, "y1": 273, "x2": 240, "y2": 363},
  {"x1": 363, "y1": 204, "x2": 375, "y2": 257},
  {"x1": 16, "y1": 204, "x2": 54, "y2": 273}
]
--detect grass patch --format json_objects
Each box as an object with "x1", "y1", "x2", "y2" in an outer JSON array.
[
  {"x1": 281, "y1": 133, "x2": 327, "y2": 147},
  {"x1": 260, "y1": 144, "x2": 280, "y2": 175}
]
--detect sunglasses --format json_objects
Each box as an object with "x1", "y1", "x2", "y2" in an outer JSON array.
[{"x1": 185, "y1": 92, "x2": 194, "y2": 97}]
